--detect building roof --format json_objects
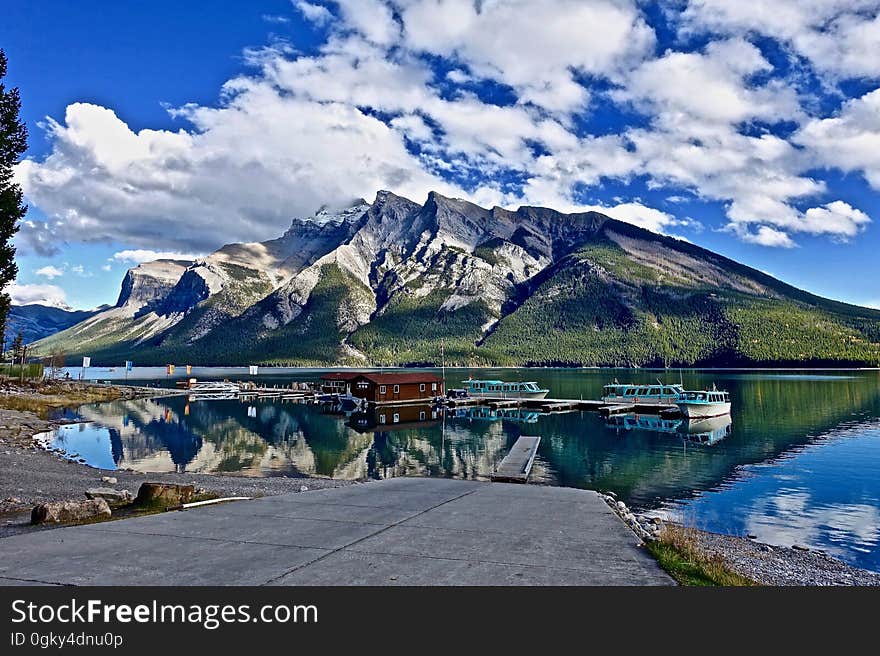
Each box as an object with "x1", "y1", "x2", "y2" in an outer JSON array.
[
  {"x1": 320, "y1": 371, "x2": 363, "y2": 381},
  {"x1": 354, "y1": 372, "x2": 444, "y2": 385}
]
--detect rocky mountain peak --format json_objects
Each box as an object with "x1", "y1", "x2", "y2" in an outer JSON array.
[{"x1": 114, "y1": 259, "x2": 193, "y2": 311}]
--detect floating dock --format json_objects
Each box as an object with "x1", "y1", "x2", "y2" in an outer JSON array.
[
  {"x1": 491, "y1": 435, "x2": 541, "y2": 483},
  {"x1": 186, "y1": 380, "x2": 681, "y2": 418}
]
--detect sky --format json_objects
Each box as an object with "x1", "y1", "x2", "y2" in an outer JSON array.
[{"x1": 2, "y1": 0, "x2": 880, "y2": 310}]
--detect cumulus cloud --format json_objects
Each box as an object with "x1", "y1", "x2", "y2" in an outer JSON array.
[
  {"x1": 6, "y1": 283, "x2": 69, "y2": 309},
  {"x1": 583, "y1": 202, "x2": 691, "y2": 235},
  {"x1": 35, "y1": 265, "x2": 64, "y2": 279},
  {"x1": 739, "y1": 226, "x2": 797, "y2": 248},
  {"x1": 797, "y1": 89, "x2": 880, "y2": 189},
  {"x1": 800, "y1": 201, "x2": 871, "y2": 238},
  {"x1": 681, "y1": 0, "x2": 880, "y2": 80},
  {"x1": 395, "y1": 0, "x2": 655, "y2": 112},
  {"x1": 294, "y1": 1, "x2": 333, "y2": 26},
  {"x1": 13, "y1": 0, "x2": 878, "y2": 257}
]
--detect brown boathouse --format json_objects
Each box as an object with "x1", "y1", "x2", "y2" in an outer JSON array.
[{"x1": 319, "y1": 372, "x2": 444, "y2": 404}]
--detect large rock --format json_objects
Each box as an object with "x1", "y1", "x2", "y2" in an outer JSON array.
[
  {"x1": 134, "y1": 482, "x2": 196, "y2": 508},
  {"x1": 85, "y1": 487, "x2": 133, "y2": 506},
  {"x1": 31, "y1": 499, "x2": 111, "y2": 525}
]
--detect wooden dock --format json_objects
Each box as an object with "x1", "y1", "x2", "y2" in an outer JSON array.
[{"x1": 491, "y1": 435, "x2": 541, "y2": 483}]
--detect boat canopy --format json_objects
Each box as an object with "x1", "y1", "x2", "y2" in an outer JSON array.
[
  {"x1": 678, "y1": 390, "x2": 730, "y2": 403},
  {"x1": 602, "y1": 383, "x2": 684, "y2": 397},
  {"x1": 463, "y1": 380, "x2": 546, "y2": 392}
]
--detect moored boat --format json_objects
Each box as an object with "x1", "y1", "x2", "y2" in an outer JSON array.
[
  {"x1": 676, "y1": 388, "x2": 731, "y2": 418},
  {"x1": 462, "y1": 379, "x2": 549, "y2": 399},
  {"x1": 601, "y1": 383, "x2": 684, "y2": 406},
  {"x1": 188, "y1": 380, "x2": 241, "y2": 395}
]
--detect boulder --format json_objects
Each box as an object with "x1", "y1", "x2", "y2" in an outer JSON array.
[
  {"x1": 31, "y1": 499, "x2": 111, "y2": 525},
  {"x1": 85, "y1": 487, "x2": 133, "y2": 506},
  {"x1": 134, "y1": 482, "x2": 196, "y2": 508},
  {"x1": 101, "y1": 476, "x2": 117, "y2": 484}
]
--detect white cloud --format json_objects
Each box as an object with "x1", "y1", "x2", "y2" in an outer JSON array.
[
  {"x1": 6, "y1": 283, "x2": 69, "y2": 309},
  {"x1": 334, "y1": 0, "x2": 399, "y2": 45},
  {"x1": 294, "y1": 1, "x2": 333, "y2": 26},
  {"x1": 14, "y1": 0, "x2": 879, "y2": 259},
  {"x1": 738, "y1": 225, "x2": 797, "y2": 248},
  {"x1": 262, "y1": 14, "x2": 291, "y2": 25},
  {"x1": 615, "y1": 39, "x2": 801, "y2": 125},
  {"x1": 396, "y1": 0, "x2": 655, "y2": 112},
  {"x1": 681, "y1": 0, "x2": 880, "y2": 80},
  {"x1": 797, "y1": 88, "x2": 880, "y2": 189},
  {"x1": 800, "y1": 201, "x2": 871, "y2": 238},
  {"x1": 111, "y1": 249, "x2": 203, "y2": 264},
  {"x1": 35, "y1": 265, "x2": 64, "y2": 279},
  {"x1": 583, "y1": 202, "x2": 689, "y2": 234}
]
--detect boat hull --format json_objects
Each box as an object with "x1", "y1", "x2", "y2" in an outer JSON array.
[
  {"x1": 467, "y1": 390, "x2": 549, "y2": 400},
  {"x1": 676, "y1": 401, "x2": 731, "y2": 418}
]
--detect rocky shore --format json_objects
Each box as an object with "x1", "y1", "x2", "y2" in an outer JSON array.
[
  {"x1": 0, "y1": 382, "x2": 352, "y2": 537},
  {"x1": 602, "y1": 493, "x2": 880, "y2": 586}
]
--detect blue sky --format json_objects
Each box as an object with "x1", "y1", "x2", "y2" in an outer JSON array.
[{"x1": 3, "y1": 0, "x2": 880, "y2": 310}]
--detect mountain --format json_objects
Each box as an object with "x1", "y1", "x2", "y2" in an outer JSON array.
[
  {"x1": 30, "y1": 191, "x2": 880, "y2": 367},
  {"x1": 4, "y1": 304, "x2": 105, "y2": 346}
]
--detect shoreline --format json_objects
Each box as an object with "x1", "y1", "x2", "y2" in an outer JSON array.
[
  {"x1": 1, "y1": 381, "x2": 878, "y2": 585},
  {"x1": 0, "y1": 381, "x2": 353, "y2": 537},
  {"x1": 603, "y1": 494, "x2": 880, "y2": 586}
]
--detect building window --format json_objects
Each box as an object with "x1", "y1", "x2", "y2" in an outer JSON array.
[
  {"x1": 419, "y1": 411, "x2": 426, "y2": 420},
  {"x1": 393, "y1": 413, "x2": 400, "y2": 423},
  {"x1": 431, "y1": 383, "x2": 437, "y2": 391},
  {"x1": 379, "y1": 414, "x2": 386, "y2": 424},
  {"x1": 420, "y1": 383, "x2": 425, "y2": 392},
  {"x1": 393, "y1": 385, "x2": 400, "y2": 393},
  {"x1": 379, "y1": 385, "x2": 386, "y2": 394}
]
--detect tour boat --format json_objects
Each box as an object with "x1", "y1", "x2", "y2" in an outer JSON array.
[
  {"x1": 462, "y1": 379, "x2": 550, "y2": 399},
  {"x1": 601, "y1": 382, "x2": 685, "y2": 406},
  {"x1": 675, "y1": 388, "x2": 731, "y2": 418},
  {"x1": 188, "y1": 381, "x2": 241, "y2": 395}
]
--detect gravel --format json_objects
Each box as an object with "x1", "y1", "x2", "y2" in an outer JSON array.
[
  {"x1": 601, "y1": 493, "x2": 880, "y2": 586},
  {"x1": 0, "y1": 405, "x2": 353, "y2": 538},
  {"x1": 691, "y1": 530, "x2": 880, "y2": 586}
]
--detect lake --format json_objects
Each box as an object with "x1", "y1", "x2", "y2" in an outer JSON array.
[{"x1": 41, "y1": 366, "x2": 880, "y2": 572}]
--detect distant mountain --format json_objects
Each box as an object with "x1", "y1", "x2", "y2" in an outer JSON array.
[
  {"x1": 4, "y1": 304, "x2": 105, "y2": 347},
  {"x1": 30, "y1": 191, "x2": 880, "y2": 367}
]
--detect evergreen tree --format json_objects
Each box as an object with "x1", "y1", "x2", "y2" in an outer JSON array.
[{"x1": 0, "y1": 50, "x2": 27, "y2": 343}]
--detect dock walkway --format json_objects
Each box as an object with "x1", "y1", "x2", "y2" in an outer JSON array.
[
  {"x1": 491, "y1": 436, "x2": 541, "y2": 483},
  {"x1": 0, "y1": 479, "x2": 672, "y2": 586}
]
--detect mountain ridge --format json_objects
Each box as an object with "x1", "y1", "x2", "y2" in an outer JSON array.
[{"x1": 29, "y1": 191, "x2": 880, "y2": 367}]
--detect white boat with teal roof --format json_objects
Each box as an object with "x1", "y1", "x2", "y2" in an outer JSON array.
[
  {"x1": 601, "y1": 382, "x2": 685, "y2": 406},
  {"x1": 462, "y1": 379, "x2": 549, "y2": 399},
  {"x1": 676, "y1": 387, "x2": 731, "y2": 418}
]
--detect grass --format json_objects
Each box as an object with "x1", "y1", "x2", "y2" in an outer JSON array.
[
  {"x1": 645, "y1": 524, "x2": 758, "y2": 586},
  {"x1": 0, "y1": 380, "x2": 137, "y2": 418}
]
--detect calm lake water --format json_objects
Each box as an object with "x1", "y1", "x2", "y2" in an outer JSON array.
[{"x1": 42, "y1": 366, "x2": 880, "y2": 572}]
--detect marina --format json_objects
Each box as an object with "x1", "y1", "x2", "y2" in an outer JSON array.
[
  {"x1": 42, "y1": 366, "x2": 880, "y2": 573},
  {"x1": 175, "y1": 372, "x2": 689, "y2": 417}
]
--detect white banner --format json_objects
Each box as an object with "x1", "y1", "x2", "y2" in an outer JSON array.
[
  {"x1": 249, "y1": 365, "x2": 259, "y2": 375},
  {"x1": 82, "y1": 357, "x2": 91, "y2": 368}
]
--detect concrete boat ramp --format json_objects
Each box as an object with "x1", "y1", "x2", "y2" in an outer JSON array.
[{"x1": 0, "y1": 478, "x2": 671, "y2": 586}]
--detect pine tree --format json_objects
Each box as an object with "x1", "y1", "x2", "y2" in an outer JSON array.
[{"x1": 0, "y1": 50, "x2": 27, "y2": 343}]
